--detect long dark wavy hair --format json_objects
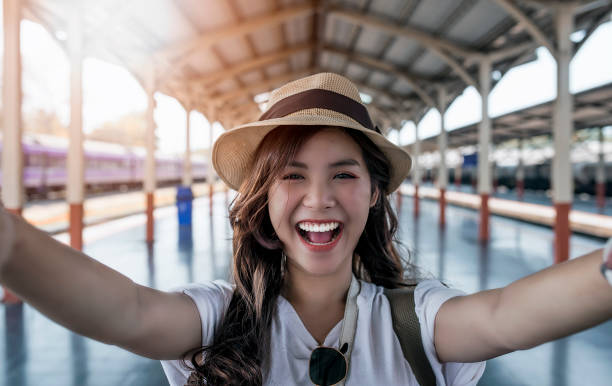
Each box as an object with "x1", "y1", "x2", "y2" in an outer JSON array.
[{"x1": 184, "y1": 125, "x2": 418, "y2": 384}]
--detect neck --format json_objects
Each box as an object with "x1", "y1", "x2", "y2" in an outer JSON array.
[{"x1": 282, "y1": 264, "x2": 353, "y2": 310}]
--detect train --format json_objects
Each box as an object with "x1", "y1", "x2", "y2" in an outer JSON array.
[
  {"x1": 0, "y1": 133, "x2": 208, "y2": 200},
  {"x1": 421, "y1": 160, "x2": 612, "y2": 196}
]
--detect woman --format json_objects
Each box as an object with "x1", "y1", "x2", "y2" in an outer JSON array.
[{"x1": 1, "y1": 73, "x2": 611, "y2": 386}]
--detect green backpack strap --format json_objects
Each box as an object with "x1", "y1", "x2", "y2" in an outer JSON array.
[{"x1": 383, "y1": 287, "x2": 436, "y2": 386}]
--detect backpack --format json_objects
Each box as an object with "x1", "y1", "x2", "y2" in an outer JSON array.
[{"x1": 384, "y1": 286, "x2": 436, "y2": 386}]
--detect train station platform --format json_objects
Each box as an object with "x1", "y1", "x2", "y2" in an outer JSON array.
[
  {"x1": 402, "y1": 184, "x2": 612, "y2": 239},
  {"x1": 1, "y1": 190, "x2": 610, "y2": 385}
]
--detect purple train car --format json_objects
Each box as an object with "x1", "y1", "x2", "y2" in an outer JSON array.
[{"x1": 0, "y1": 133, "x2": 207, "y2": 199}]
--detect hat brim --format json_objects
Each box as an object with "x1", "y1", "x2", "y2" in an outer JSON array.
[{"x1": 212, "y1": 115, "x2": 412, "y2": 193}]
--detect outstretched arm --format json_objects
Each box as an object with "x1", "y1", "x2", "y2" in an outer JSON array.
[
  {"x1": 433, "y1": 248, "x2": 612, "y2": 363},
  {"x1": 0, "y1": 208, "x2": 201, "y2": 360}
]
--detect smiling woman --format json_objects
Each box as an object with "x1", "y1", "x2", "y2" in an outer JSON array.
[{"x1": 1, "y1": 73, "x2": 611, "y2": 386}]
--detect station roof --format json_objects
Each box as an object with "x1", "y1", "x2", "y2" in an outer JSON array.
[
  {"x1": 24, "y1": 0, "x2": 612, "y2": 132},
  {"x1": 416, "y1": 81, "x2": 612, "y2": 152}
]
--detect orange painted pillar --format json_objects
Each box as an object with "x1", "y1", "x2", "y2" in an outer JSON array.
[
  {"x1": 479, "y1": 194, "x2": 489, "y2": 242},
  {"x1": 596, "y1": 182, "x2": 605, "y2": 212},
  {"x1": 554, "y1": 203, "x2": 571, "y2": 264},
  {"x1": 5, "y1": 208, "x2": 22, "y2": 216},
  {"x1": 69, "y1": 204, "x2": 83, "y2": 250},
  {"x1": 439, "y1": 188, "x2": 446, "y2": 227},
  {"x1": 209, "y1": 183, "x2": 214, "y2": 213},
  {"x1": 146, "y1": 192, "x2": 154, "y2": 243}
]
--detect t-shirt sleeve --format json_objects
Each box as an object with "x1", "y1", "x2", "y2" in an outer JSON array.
[
  {"x1": 414, "y1": 280, "x2": 486, "y2": 386},
  {"x1": 160, "y1": 280, "x2": 234, "y2": 386}
]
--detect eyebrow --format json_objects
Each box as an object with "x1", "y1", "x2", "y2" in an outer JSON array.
[{"x1": 288, "y1": 159, "x2": 361, "y2": 168}]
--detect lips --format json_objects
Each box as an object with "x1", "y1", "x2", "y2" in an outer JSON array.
[{"x1": 295, "y1": 220, "x2": 344, "y2": 252}]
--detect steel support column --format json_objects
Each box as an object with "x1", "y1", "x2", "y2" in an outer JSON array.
[
  {"x1": 552, "y1": 4, "x2": 574, "y2": 264},
  {"x1": 478, "y1": 59, "x2": 492, "y2": 242},
  {"x1": 437, "y1": 87, "x2": 448, "y2": 228},
  {"x1": 67, "y1": 6, "x2": 84, "y2": 251}
]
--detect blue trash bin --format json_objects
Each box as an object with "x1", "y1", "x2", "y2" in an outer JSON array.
[{"x1": 176, "y1": 186, "x2": 193, "y2": 226}]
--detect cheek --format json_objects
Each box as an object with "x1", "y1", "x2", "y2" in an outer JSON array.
[
  {"x1": 267, "y1": 185, "x2": 292, "y2": 234},
  {"x1": 341, "y1": 183, "x2": 373, "y2": 221}
]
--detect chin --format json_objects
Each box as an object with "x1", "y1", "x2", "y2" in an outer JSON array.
[{"x1": 295, "y1": 251, "x2": 349, "y2": 277}]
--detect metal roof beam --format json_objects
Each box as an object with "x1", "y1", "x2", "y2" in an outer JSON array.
[
  {"x1": 187, "y1": 42, "x2": 314, "y2": 88},
  {"x1": 322, "y1": 46, "x2": 437, "y2": 108},
  {"x1": 493, "y1": 0, "x2": 556, "y2": 55},
  {"x1": 328, "y1": 7, "x2": 483, "y2": 59},
  {"x1": 209, "y1": 69, "x2": 314, "y2": 107},
  {"x1": 327, "y1": 9, "x2": 479, "y2": 89},
  {"x1": 155, "y1": 3, "x2": 315, "y2": 86}
]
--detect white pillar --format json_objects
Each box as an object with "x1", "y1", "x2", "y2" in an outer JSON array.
[
  {"x1": 67, "y1": 5, "x2": 84, "y2": 250},
  {"x1": 552, "y1": 5, "x2": 574, "y2": 204},
  {"x1": 552, "y1": 3, "x2": 574, "y2": 263},
  {"x1": 517, "y1": 139, "x2": 525, "y2": 181},
  {"x1": 596, "y1": 127, "x2": 605, "y2": 185},
  {"x1": 437, "y1": 87, "x2": 448, "y2": 190},
  {"x1": 182, "y1": 109, "x2": 193, "y2": 187},
  {"x1": 1, "y1": 0, "x2": 23, "y2": 212},
  {"x1": 478, "y1": 59, "x2": 492, "y2": 195},
  {"x1": 67, "y1": 8, "x2": 84, "y2": 205}
]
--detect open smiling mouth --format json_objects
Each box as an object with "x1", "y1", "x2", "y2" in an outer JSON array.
[{"x1": 295, "y1": 221, "x2": 343, "y2": 247}]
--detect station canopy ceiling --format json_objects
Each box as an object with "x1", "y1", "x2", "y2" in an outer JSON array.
[
  {"x1": 417, "y1": 81, "x2": 612, "y2": 152},
  {"x1": 24, "y1": 0, "x2": 612, "y2": 137}
]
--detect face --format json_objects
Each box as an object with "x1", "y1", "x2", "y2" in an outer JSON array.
[{"x1": 267, "y1": 128, "x2": 379, "y2": 278}]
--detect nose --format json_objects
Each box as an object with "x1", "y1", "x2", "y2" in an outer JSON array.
[{"x1": 302, "y1": 179, "x2": 336, "y2": 210}]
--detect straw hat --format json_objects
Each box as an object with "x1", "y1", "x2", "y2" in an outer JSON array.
[{"x1": 212, "y1": 72, "x2": 412, "y2": 193}]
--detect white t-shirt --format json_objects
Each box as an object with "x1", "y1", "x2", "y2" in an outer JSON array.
[{"x1": 161, "y1": 279, "x2": 485, "y2": 385}]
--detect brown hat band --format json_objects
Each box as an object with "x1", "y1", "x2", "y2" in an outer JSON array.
[{"x1": 259, "y1": 89, "x2": 377, "y2": 132}]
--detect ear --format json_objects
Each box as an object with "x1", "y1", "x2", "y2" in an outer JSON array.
[{"x1": 369, "y1": 186, "x2": 380, "y2": 208}]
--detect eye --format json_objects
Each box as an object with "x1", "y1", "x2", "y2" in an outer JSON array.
[
  {"x1": 282, "y1": 173, "x2": 304, "y2": 180},
  {"x1": 334, "y1": 173, "x2": 356, "y2": 179}
]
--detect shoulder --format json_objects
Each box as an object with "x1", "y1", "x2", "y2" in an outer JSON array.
[
  {"x1": 364, "y1": 279, "x2": 485, "y2": 385},
  {"x1": 177, "y1": 279, "x2": 235, "y2": 304},
  {"x1": 169, "y1": 280, "x2": 235, "y2": 346}
]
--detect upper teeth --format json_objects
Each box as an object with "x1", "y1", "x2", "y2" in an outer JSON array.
[{"x1": 298, "y1": 222, "x2": 340, "y2": 232}]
